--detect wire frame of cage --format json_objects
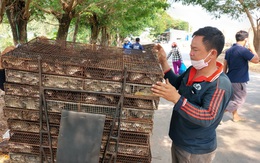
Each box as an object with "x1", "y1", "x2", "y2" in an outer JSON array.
[
  {"x1": 2, "y1": 54, "x2": 124, "y2": 82},
  {"x1": 5, "y1": 69, "x2": 160, "y2": 99},
  {"x1": 9, "y1": 131, "x2": 58, "y2": 147},
  {"x1": 9, "y1": 153, "x2": 42, "y2": 163},
  {"x1": 8, "y1": 142, "x2": 57, "y2": 161},
  {"x1": 2, "y1": 39, "x2": 163, "y2": 83},
  {"x1": 3, "y1": 107, "x2": 60, "y2": 124},
  {"x1": 9, "y1": 130, "x2": 150, "y2": 151},
  {"x1": 4, "y1": 94, "x2": 39, "y2": 110},
  {"x1": 110, "y1": 153, "x2": 152, "y2": 163},
  {"x1": 8, "y1": 132, "x2": 151, "y2": 161},
  {"x1": 100, "y1": 140, "x2": 150, "y2": 157},
  {"x1": 4, "y1": 83, "x2": 40, "y2": 98},
  {"x1": 22, "y1": 37, "x2": 125, "y2": 56},
  {"x1": 4, "y1": 108, "x2": 153, "y2": 135},
  {"x1": 43, "y1": 89, "x2": 121, "y2": 108},
  {"x1": 7, "y1": 119, "x2": 60, "y2": 135},
  {"x1": 2, "y1": 44, "x2": 125, "y2": 83},
  {"x1": 2, "y1": 38, "x2": 163, "y2": 163}
]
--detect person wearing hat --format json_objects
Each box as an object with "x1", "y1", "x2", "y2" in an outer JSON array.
[
  {"x1": 167, "y1": 42, "x2": 183, "y2": 75},
  {"x1": 123, "y1": 38, "x2": 132, "y2": 49}
]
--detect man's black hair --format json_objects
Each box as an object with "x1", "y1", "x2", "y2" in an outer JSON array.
[
  {"x1": 192, "y1": 26, "x2": 225, "y2": 56},
  {"x1": 136, "y1": 38, "x2": 140, "y2": 42},
  {"x1": 235, "y1": 30, "x2": 248, "y2": 42}
]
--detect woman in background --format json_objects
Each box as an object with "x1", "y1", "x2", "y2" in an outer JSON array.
[{"x1": 167, "y1": 42, "x2": 183, "y2": 75}]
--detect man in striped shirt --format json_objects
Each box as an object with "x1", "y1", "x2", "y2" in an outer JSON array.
[{"x1": 152, "y1": 26, "x2": 232, "y2": 163}]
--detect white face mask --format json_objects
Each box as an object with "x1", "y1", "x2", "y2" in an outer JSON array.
[{"x1": 191, "y1": 51, "x2": 212, "y2": 70}]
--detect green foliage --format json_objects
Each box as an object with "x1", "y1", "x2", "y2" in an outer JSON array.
[
  {"x1": 77, "y1": 0, "x2": 171, "y2": 42},
  {"x1": 0, "y1": 0, "x2": 187, "y2": 46},
  {"x1": 0, "y1": 24, "x2": 14, "y2": 52},
  {"x1": 171, "y1": 18, "x2": 189, "y2": 31},
  {"x1": 149, "y1": 12, "x2": 188, "y2": 37},
  {"x1": 27, "y1": 15, "x2": 58, "y2": 38}
]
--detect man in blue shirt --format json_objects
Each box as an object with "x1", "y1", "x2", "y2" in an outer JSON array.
[
  {"x1": 130, "y1": 38, "x2": 144, "y2": 50},
  {"x1": 223, "y1": 30, "x2": 259, "y2": 122}
]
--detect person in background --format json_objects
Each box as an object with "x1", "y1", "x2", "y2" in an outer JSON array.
[
  {"x1": 167, "y1": 42, "x2": 183, "y2": 75},
  {"x1": 131, "y1": 37, "x2": 144, "y2": 50},
  {"x1": 123, "y1": 38, "x2": 132, "y2": 49},
  {"x1": 223, "y1": 30, "x2": 259, "y2": 122},
  {"x1": 152, "y1": 26, "x2": 232, "y2": 163}
]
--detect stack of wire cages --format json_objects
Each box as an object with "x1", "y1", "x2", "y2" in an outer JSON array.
[{"x1": 2, "y1": 37, "x2": 163, "y2": 163}]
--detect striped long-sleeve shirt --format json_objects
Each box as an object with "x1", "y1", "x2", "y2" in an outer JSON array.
[{"x1": 164, "y1": 62, "x2": 232, "y2": 154}]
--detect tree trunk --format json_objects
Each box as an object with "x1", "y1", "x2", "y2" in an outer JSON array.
[
  {"x1": 254, "y1": 22, "x2": 260, "y2": 56},
  {"x1": 89, "y1": 14, "x2": 100, "y2": 45},
  {"x1": 0, "y1": 0, "x2": 6, "y2": 23},
  {"x1": 242, "y1": 1, "x2": 260, "y2": 57},
  {"x1": 90, "y1": 24, "x2": 100, "y2": 44},
  {"x1": 73, "y1": 16, "x2": 80, "y2": 43},
  {"x1": 100, "y1": 26, "x2": 109, "y2": 46},
  {"x1": 56, "y1": 12, "x2": 74, "y2": 41},
  {"x1": 116, "y1": 30, "x2": 121, "y2": 47},
  {"x1": 5, "y1": 0, "x2": 28, "y2": 45}
]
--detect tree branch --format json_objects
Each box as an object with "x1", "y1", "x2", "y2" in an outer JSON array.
[
  {"x1": 22, "y1": 0, "x2": 31, "y2": 20},
  {"x1": 238, "y1": 0, "x2": 256, "y2": 36},
  {"x1": 33, "y1": 3, "x2": 61, "y2": 18},
  {"x1": 60, "y1": 0, "x2": 78, "y2": 13},
  {"x1": 68, "y1": 0, "x2": 76, "y2": 11}
]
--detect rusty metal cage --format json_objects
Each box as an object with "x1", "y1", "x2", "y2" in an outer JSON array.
[
  {"x1": 9, "y1": 130, "x2": 150, "y2": 150},
  {"x1": 7, "y1": 119, "x2": 60, "y2": 135},
  {"x1": 100, "y1": 141, "x2": 150, "y2": 157},
  {"x1": 8, "y1": 142, "x2": 57, "y2": 157},
  {"x1": 9, "y1": 153, "x2": 41, "y2": 163},
  {"x1": 2, "y1": 38, "x2": 163, "y2": 83},
  {"x1": 4, "y1": 95, "x2": 39, "y2": 109},
  {"x1": 9, "y1": 132, "x2": 58, "y2": 147},
  {"x1": 4, "y1": 83, "x2": 39, "y2": 97},
  {"x1": 4, "y1": 107, "x2": 60, "y2": 124},
  {"x1": 2, "y1": 38, "x2": 163, "y2": 163}
]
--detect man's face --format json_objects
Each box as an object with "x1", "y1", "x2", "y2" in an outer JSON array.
[{"x1": 190, "y1": 36, "x2": 209, "y2": 61}]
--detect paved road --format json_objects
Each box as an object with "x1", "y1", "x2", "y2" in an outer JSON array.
[{"x1": 150, "y1": 43, "x2": 260, "y2": 163}]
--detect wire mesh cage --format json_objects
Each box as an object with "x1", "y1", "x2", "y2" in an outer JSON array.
[
  {"x1": 4, "y1": 107, "x2": 60, "y2": 124},
  {"x1": 4, "y1": 83, "x2": 39, "y2": 97},
  {"x1": 4, "y1": 95, "x2": 39, "y2": 110},
  {"x1": 102, "y1": 130, "x2": 150, "y2": 146},
  {"x1": 8, "y1": 119, "x2": 60, "y2": 135},
  {"x1": 2, "y1": 38, "x2": 164, "y2": 163},
  {"x1": 8, "y1": 142, "x2": 57, "y2": 158},
  {"x1": 9, "y1": 132, "x2": 58, "y2": 147},
  {"x1": 2, "y1": 38, "x2": 163, "y2": 82},
  {"x1": 101, "y1": 141, "x2": 150, "y2": 157},
  {"x1": 9, "y1": 153, "x2": 41, "y2": 163},
  {"x1": 44, "y1": 90, "x2": 121, "y2": 107}
]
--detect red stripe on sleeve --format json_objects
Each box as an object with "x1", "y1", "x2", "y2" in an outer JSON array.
[{"x1": 180, "y1": 89, "x2": 225, "y2": 120}]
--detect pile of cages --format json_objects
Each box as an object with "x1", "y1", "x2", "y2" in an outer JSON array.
[{"x1": 2, "y1": 37, "x2": 163, "y2": 162}]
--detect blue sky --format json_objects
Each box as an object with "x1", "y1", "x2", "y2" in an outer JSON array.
[{"x1": 167, "y1": 2, "x2": 251, "y2": 42}]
